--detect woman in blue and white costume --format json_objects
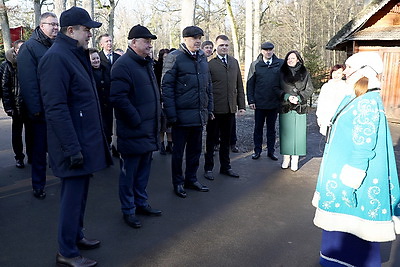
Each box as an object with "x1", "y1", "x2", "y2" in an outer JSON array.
[{"x1": 312, "y1": 52, "x2": 400, "y2": 267}]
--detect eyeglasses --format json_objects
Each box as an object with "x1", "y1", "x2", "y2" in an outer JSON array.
[{"x1": 42, "y1": 22, "x2": 59, "y2": 27}]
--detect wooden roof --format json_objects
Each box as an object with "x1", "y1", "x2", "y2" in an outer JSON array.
[{"x1": 326, "y1": 0, "x2": 397, "y2": 50}]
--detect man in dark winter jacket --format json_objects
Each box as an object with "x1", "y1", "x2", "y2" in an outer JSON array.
[
  {"x1": 17, "y1": 12, "x2": 58, "y2": 200},
  {"x1": 2, "y1": 40, "x2": 33, "y2": 169},
  {"x1": 204, "y1": 35, "x2": 245, "y2": 181},
  {"x1": 162, "y1": 26, "x2": 213, "y2": 198},
  {"x1": 110, "y1": 24, "x2": 162, "y2": 229},
  {"x1": 38, "y1": 7, "x2": 112, "y2": 267},
  {"x1": 247, "y1": 42, "x2": 284, "y2": 161}
]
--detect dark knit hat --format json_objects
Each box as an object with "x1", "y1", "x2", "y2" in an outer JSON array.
[
  {"x1": 60, "y1": 6, "x2": 102, "y2": 28},
  {"x1": 128, "y1": 24, "x2": 157, "y2": 40},
  {"x1": 182, "y1": 26, "x2": 204, "y2": 38}
]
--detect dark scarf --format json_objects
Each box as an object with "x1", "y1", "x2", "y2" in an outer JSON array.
[{"x1": 34, "y1": 26, "x2": 54, "y2": 48}]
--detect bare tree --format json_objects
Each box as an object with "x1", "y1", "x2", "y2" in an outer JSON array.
[
  {"x1": 244, "y1": 0, "x2": 253, "y2": 80},
  {"x1": 0, "y1": 0, "x2": 11, "y2": 51},
  {"x1": 181, "y1": 0, "x2": 196, "y2": 32},
  {"x1": 225, "y1": 0, "x2": 240, "y2": 62},
  {"x1": 253, "y1": 0, "x2": 260, "y2": 59},
  {"x1": 34, "y1": 0, "x2": 41, "y2": 26},
  {"x1": 54, "y1": 0, "x2": 66, "y2": 18}
]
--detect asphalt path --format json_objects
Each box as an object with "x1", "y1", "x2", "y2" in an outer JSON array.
[{"x1": 0, "y1": 104, "x2": 399, "y2": 267}]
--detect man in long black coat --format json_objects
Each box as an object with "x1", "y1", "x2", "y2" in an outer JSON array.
[
  {"x1": 110, "y1": 25, "x2": 162, "y2": 229},
  {"x1": 17, "y1": 12, "x2": 58, "y2": 199},
  {"x1": 38, "y1": 7, "x2": 112, "y2": 266}
]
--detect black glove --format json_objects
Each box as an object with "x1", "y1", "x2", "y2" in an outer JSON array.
[
  {"x1": 5, "y1": 110, "x2": 14, "y2": 116},
  {"x1": 69, "y1": 151, "x2": 84, "y2": 169}
]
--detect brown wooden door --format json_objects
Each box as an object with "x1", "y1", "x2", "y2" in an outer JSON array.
[{"x1": 358, "y1": 47, "x2": 400, "y2": 121}]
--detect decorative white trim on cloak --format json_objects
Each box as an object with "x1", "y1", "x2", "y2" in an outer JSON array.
[
  {"x1": 340, "y1": 164, "x2": 366, "y2": 189},
  {"x1": 313, "y1": 208, "x2": 397, "y2": 242}
]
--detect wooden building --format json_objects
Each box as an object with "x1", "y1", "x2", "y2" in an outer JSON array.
[{"x1": 326, "y1": 0, "x2": 400, "y2": 121}]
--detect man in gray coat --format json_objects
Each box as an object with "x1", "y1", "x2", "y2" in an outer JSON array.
[
  {"x1": 247, "y1": 42, "x2": 283, "y2": 161},
  {"x1": 204, "y1": 35, "x2": 245, "y2": 181}
]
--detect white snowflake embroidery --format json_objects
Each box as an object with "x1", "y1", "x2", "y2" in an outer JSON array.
[
  {"x1": 352, "y1": 99, "x2": 378, "y2": 145},
  {"x1": 368, "y1": 186, "x2": 381, "y2": 218},
  {"x1": 323, "y1": 180, "x2": 337, "y2": 209}
]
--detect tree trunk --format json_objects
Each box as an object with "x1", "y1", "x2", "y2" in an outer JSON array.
[
  {"x1": 244, "y1": 0, "x2": 253, "y2": 80},
  {"x1": 108, "y1": 0, "x2": 118, "y2": 39},
  {"x1": 54, "y1": 0, "x2": 66, "y2": 19},
  {"x1": 181, "y1": 0, "x2": 196, "y2": 33},
  {"x1": 34, "y1": 0, "x2": 41, "y2": 27},
  {"x1": 0, "y1": 0, "x2": 11, "y2": 51},
  {"x1": 225, "y1": 0, "x2": 240, "y2": 62},
  {"x1": 253, "y1": 0, "x2": 260, "y2": 60}
]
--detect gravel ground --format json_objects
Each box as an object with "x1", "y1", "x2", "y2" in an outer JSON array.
[{"x1": 232, "y1": 106, "x2": 321, "y2": 154}]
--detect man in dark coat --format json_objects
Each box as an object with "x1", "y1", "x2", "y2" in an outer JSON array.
[
  {"x1": 98, "y1": 33, "x2": 120, "y2": 154},
  {"x1": 204, "y1": 35, "x2": 245, "y2": 181},
  {"x1": 2, "y1": 41, "x2": 33, "y2": 169},
  {"x1": 246, "y1": 42, "x2": 284, "y2": 161},
  {"x1": 17, "y1": 12, "x2": 58, "y2": 199},
  {"x1": 38, "y1": 7, "x2": 112, "y2": 267},
  {"x1": 110, "y1": 24, "x2": 162, "y2": 229},
  {"x1": 162, "y1": 26, "x2": 213, "y2": 198}
]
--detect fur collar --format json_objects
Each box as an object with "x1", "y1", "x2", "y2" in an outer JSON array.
[{"x1": 281, "y1": 63, "x2": 307, "y2": 84}]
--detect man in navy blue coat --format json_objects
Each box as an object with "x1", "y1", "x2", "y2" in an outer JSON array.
[
  {"x1": 38, "y1": 7, "x2": 112, "y2": 267},
  {"x1": 110, "y1": 25, "x2": 162, "y2": 229},
  {"x1": 162, "y1": 26, "x2": 213, "y2": 198},
  {"x1": 17, "y1": 12, "x2": 58, "y2": 199}
]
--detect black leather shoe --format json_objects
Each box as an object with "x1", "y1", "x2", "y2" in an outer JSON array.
[
  {"x1": 16, "y1": 159, "x2": 25, "y2": 168},
  {"x1": 56, "y1": 253, "x2": 97, "y2": 267},
  {"x1": 220, "y1": 169, "x2": 240, "y2": 178},
  {"x1": 204, "y1": 171, "x2": 214, "y2": 180},
  {"x1": 174, "y1": 185, "x2": 187, "y2": 198},
  {"x1": 123, "y1": 214, "x2": 142, "y2": 228},
  {"x1": 231, "y1": 145, "x2": 239, "y2": 153},
  {"x1": 267, "y1": 153, "x2": 278, "y2": 161},
  {"x1": 76, "y1": 238, "x2": 100, "y2": 250},
  {"x1": 252, "y1": 152, "x2": 261, "y2": 160},
  {"x1": 184, "y1": 181, "x2": 209, "y2": 192},
  {"x1": 136, "y1": 205, "x2": 162, "y2": 216},
  {"x1": 33, "y1": 189, "x2": 46, "y2": 200}
]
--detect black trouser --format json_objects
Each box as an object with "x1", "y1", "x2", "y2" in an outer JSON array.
[
  {"x1": 253, "y1": 108, "x2": 278, "y2": 154},
  {"x1": 11, "y1": 111, "x2": 33, "y2": 161},
  {"x1": 204, "y1": 113, "x2": 234, "y2": 172},
  {"x1": 171, "y1": 126, "x2": 203, "y2": 186}
]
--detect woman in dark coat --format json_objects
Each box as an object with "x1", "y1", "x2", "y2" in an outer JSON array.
[
  {"x1": 89, "y1": 48, "x2": 113, "y2": 146},
  {"x1": 279, "y1": 50, "x2": 314, "y2": 171},
  {"x1": 154, "y1": 48, "x2": 172, "y2": 154}
]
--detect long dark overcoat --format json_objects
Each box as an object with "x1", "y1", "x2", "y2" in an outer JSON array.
[{"x1": 38, "y1": 32, "x2": 112, "y2": 178}]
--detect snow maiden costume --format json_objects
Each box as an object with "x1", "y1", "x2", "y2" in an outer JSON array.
[{"x1": 312, "y1": 52, "x2": 400, "y2": 266}]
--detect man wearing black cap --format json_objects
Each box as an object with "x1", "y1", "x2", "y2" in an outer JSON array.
[
  {"x1": 162, "y1": 25, "x2": 213, "y2": 198},
  {"x1": 247, "y1": 41, "x2": 284, "y2": 161},
  {"x1": 110, "y1": 24, "x2": 162, "y2": 229},
  {"x1": 38, "y1": 6, "x2": 112, "y2": 267}
]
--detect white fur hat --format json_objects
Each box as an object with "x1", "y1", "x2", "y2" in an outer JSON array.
[{"x1": 345, "y1": 52, "x2": 383, "y2": 74}]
